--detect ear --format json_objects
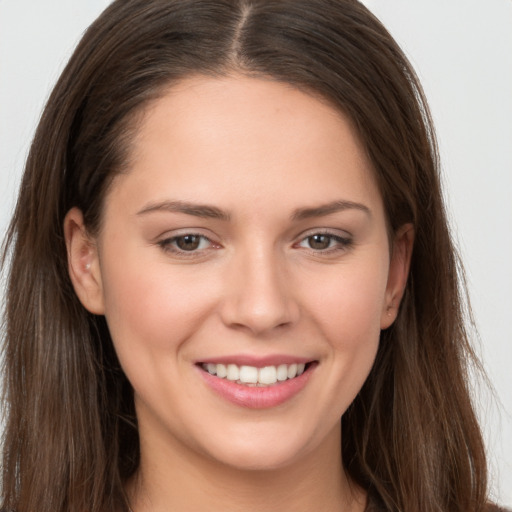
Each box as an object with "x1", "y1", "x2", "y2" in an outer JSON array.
[
  {"x1": 380, "y1": 223, "x2": 414, "y2": 329},
  {"x1": 63, "y1": 207, "x2": 105, "y2": 315}
]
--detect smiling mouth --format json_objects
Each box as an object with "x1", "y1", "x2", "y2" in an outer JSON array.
[{"x1": 199, "y1": 362, "x2": 315, "y2": 387}]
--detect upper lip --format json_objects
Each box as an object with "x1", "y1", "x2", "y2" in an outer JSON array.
[{"x1": 197, "y1": 354, "x2": 315, "y2": 368}]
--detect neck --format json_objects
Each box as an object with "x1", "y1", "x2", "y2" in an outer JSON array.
[{"x1": 127, "y1": 422, "x2": 366, "y2": 512}]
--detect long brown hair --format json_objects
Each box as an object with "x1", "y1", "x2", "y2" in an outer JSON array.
[{"x1": 1, "y1": 1, "x2": 488, "y2": 511}]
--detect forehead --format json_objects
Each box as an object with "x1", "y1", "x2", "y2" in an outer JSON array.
[{"x1": 112, "y1": 75, "x2": 383, "y2": 217}]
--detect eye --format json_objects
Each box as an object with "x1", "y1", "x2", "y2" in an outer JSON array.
[
  {"x1": 297, "y1": 232, "x2": 352, "y2": 252},
  {"x1": 158, "y1": 234, "x2": 214, "y2": 254}
]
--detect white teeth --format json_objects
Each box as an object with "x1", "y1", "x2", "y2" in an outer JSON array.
[
  {"x1": 239, "y1": 365, "x2": 258, "y2": 384},
  {"x1": 216, "y1": 363, "x2": 227, "y2": 378},
  {"x1": 226, "y1": 364, "x2": 240, "y2": 381},
  {"x1": 202, "y1": 362, "x2": 309, "y2": 386},
  {"x1": 259, "y1": 366, "x2": 277, "y2": 385},
  {"x1": 276, "y1": 364, "x2": 288, "y2": 381},
  {"x1": 287, "y1": 363, "x2": 298, "y2": 379}
]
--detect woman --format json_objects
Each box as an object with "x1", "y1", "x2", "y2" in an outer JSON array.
[{"x1": 0, "y1": 1, "x2": 504, "y2": 511}]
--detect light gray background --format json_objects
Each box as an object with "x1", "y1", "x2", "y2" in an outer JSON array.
[{"x1": 1, "y1": 0, "x2": 511, "y2": 505}]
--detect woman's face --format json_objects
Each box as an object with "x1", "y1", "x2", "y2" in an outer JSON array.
[{"x1": 67, "y1": 76, "x2": 411, "y2": 472}]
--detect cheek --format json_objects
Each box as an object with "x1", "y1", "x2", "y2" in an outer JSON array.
[
  {"x1": 99, "y1": 250, "x2": 216, "y2": 359},
  {"x1": 300, "y1": 260, "x2": 387, "y2": 407},
  {"x1": 98, "y1": 257, "x2": 217, "y2": 420},
  {"x1": 305, "y1": 258, "x2": 388, "y2": 341}
]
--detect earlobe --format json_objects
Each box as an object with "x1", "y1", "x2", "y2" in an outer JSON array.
[
  {"x1": 380, "y1": 223, "x2": 414, "y2": 329},
  {"x1": 64, "y1": 207, "x2": 105, "y2": 315}
]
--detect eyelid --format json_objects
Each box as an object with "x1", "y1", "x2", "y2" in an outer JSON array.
[
  {"x1": 294, "y1": 228, "x2": 354, "y2": 254},
  {"x1": 154, "y1": 226, "x2": 218, "y2": 244},
  {"x1": 156, "y1": 229, "x2": 222, "y2": 258},
  {"x1": 295, "y1": 227, "x2": 352, "y2": 241}
]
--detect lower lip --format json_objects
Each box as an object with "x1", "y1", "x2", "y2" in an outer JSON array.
[{"x1": 197, "y1": 363, "x2": 316, "y2": 409}]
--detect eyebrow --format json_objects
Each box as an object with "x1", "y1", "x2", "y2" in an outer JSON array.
[
  {"x1": 291, "y1": 200, "x2": 371, "y2": 221},
  {"x1": 136, "y1": 198, "x2": 370, "y2": 222},
  {"x1": 137, "y1": 200, "x2": 231, "y2": 221}
]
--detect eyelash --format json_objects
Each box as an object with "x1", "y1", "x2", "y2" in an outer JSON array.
[
  {"x1": 157, "y1": 233, "x2": 216, "y2": 257},
  {"x1": 295, "y1": 231, "x2": 353, "y2": 255},
  {"x1": 157, "y1": 231, "x2": 353, "y2": 258}
]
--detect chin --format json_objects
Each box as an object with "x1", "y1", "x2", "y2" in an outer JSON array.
[
  {"x1": 197, "y1": 421, "x2": 325, "y2": 473},
  {"x1": 209, "y1": 445, "x2": 304, "y2": 472}
]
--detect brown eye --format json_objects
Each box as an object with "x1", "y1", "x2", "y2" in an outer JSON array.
[
  {"x1": 307, "y1": 234, "x2": 332, "y2": 250},
  {"x1": 175, "y1": 235, "x2": 202, "y2": 251},
  {"x1": 297, "y1": 232, "x2": 353, "y2": 253},
  {"x1": 158, "y1": 233, "x2": 216, "y2": 257}
]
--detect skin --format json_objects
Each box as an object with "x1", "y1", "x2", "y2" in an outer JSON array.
[{"x1": 65, "y1": 76, "x2": 413, "y2": 512}]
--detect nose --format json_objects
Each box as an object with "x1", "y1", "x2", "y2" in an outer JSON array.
[{"x1": 219, "y1": 246, "x2": 299, "y2": 336}]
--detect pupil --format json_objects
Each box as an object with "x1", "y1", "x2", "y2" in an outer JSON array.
[
  {"x1": 177, "y1": 235, "x2": 200, "y2": 251},
  {"x1": 309, "y1": 234, "x2": 330, "y2": 250}
]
